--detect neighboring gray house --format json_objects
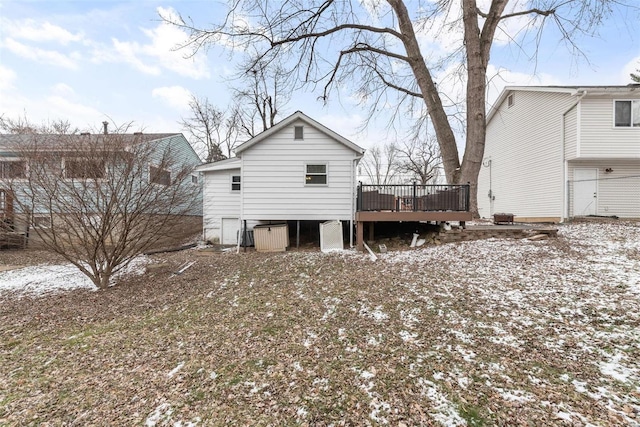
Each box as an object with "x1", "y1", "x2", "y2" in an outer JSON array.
[
  {"x1": 0, "y1": 132, "x2": 202, "y2": 236},
  {"x1": 196, "y1": 111, "x2": 365, "y2": 246},
  {"x1": 478, "y1": 85, "x2": 640, "y2": 222}
]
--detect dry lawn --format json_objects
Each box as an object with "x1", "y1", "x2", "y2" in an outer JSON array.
[{"x1": 0, "y1": 221, "x2": 639, "y2": 426}]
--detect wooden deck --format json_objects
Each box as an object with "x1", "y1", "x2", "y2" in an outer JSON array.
[
  {"x1": 355, "y1": 211, "x2": 473, "y2": 251},
  {"x1": 356, "y1": 183, "x2": 472, "y2": 251}
]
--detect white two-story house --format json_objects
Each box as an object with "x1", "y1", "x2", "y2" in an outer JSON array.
[
  {"x1": 478, "y1": 85, "x2": 640, "y2": 222},
  {"x1": 196, "y1": 111, "x2": 366, "y2": 246}
]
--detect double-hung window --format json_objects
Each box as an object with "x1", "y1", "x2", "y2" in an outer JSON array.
[
  {"x1": 150, "y1": 165, "x2": 171, "y2": 186},
  {"x1": 64, "y1": 159, "x2": 104, "y2": 179},
  {"x1": 0, "y1": 160, "x2": 26, "y2": 179},
  {"x1": 305, "y1": 164, "x2": 327, "y2": 185},
  {"x1": 614, "y1": 100, "x2": 640, "y2": 127},
  {"x1": 231, "y1": 175, "x2": 241, "y2": 191}
]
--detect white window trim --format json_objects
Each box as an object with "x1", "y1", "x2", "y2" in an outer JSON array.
[
  {"x1": 0, "y1": 158, "x2": 28, "y2": 180},
  {"x1": 304, "y1": 162, "x2": 328, "y2": 186},
  {"x1": 613, "y1": 99, "x2": 640, "y2": 128},
  {"x1": 149, "y1": 164, "x2": 171, "y2": 186},
  {"x1": 231, "y1": 174, "x2": 241, "y2": 192}
]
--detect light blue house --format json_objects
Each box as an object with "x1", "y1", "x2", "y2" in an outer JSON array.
[{"x1": 0, "y1": 132, "x2": 202, "y2": 243}]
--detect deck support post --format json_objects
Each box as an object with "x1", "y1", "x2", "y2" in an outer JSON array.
[
  {"x1": 357, "y1": 221, "x2": 364, "y2": 251},
  {"x1": 296, "y1": 220, "x2": 300, "y2": 248},
  {"x1": 368, "y1": 222, "x2": 374, "y2": 242}
]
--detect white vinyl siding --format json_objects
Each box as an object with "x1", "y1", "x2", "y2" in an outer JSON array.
[
  {"x1": 240, "y1": 119, "x2": 357, "y2": 221},
  {"x1": 568, "y1": 161, "x2": 640, "y2": 218},
  {"x1": 564, "y1": 106, "x2": 578, "y2": 160},
  {"x1": 202, "y1": 168, "x2": 241, "y2": 243},
  {"x1": 478, "y1": 90, "x2": 575, "y2": 220},
  {"x1": 579, "y1": 97, "x2": 640, "y2": 158}
]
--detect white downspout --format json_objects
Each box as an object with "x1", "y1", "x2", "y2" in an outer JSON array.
[
  {"x1": 349, "y1": 157, "x2": 356, "y2": 248},
  {"x1": 561, "y1": 90, "x2": 587, "y2": 222},
  {"x1": 237, "y1": 155, "x2": 244, "y2": 253}
]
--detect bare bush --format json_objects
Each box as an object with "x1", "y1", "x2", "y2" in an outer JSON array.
[{"x1": 2, "y1": 132, "x2": 201, "y2": 289}]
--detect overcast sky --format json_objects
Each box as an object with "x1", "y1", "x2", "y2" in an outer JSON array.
[{"x1": 1, "y1": 0, "x2": 638, "y2": 153}]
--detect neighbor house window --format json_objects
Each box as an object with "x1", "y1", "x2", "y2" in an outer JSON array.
[
  {"x1": 32, "y1": 215, "x2": 51, "y2": 229},
  {"x1": 0, "y1": 190, "x2": 6, "y2": 211},
  {"x1": 231, "y1": 175, "x2": 241, "y2": 191},
  {"x1": 294, "y1": 126, "x2": 304, "y2": 140},
  {"x1": 305, "y1": 164, "x2": 327, "y2": 185},
  {"x1": 150, "y1": 165, "x2": 171, "y2": 186},
  {"x1": 64, "y1": 159, "x2": 104, "y2": 179},
  {"x1": 0, "y1": 160, "x2": 26, "y2": 179},
  {"x1": 614, "y1": 100, "x2": 640, "y2": 127},
  {"x1": 191, "y1": 174, "x2": 198, "y2": 184}
]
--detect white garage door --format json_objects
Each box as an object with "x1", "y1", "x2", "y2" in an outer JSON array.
[{"x1": 221, "y1": 218, "x2": 239, "y2": 245}]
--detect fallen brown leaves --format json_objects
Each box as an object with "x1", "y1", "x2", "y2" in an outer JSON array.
[{"x1": 1, "y1": 221, "x2": 639, "y2": 426}]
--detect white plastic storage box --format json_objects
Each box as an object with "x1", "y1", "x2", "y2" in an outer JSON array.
[{"x1": 253, "y1": 223, "x2": 289, "y2": 252}]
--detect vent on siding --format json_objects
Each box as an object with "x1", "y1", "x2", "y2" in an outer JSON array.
[
  {"x1": 507, "y1": 94, "x2": 514, "y2": 108},
  {"x1": 294, "y1": 126, "x2": 304, "y2": 140}
]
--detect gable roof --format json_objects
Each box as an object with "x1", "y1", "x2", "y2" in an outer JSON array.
[
  {"x1": 0, "y1": 133, "x2": 184, "y2": 151},
  {"x1": 234, "y1": 111, "x2": 365, "y2": 156},
  {"x1": 194, "y1": 157, "x2": 241, "y2": 172},
  {"x1": 487, "y1": 84, "x2": 640, "y2": 124}
]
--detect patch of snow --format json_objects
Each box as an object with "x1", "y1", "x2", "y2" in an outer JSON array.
[
  {"x1": 600, "y1": 353, "x2": 637, "y2": 383},
  {"x1": 0, "y1": 255, "x2": 151, "y2": 297},
  {"x1": 167, "y1": 362, "x2": 185, "y2": 378},
  {"x1": 359, "y1": 303, "x2": 389, "y2": 322},
  {"x1": 417, "y1": 377, "x2": 467, "y2": 426},
  {"x1": 145, "y1": 403, "x2": 173, "y2": 427},
  {"x1": 0, "y1": 264, "x2": 95, "y2": 296},
  {"x1": 399, "y1": 330, "x2": 419, "y2": 343}
]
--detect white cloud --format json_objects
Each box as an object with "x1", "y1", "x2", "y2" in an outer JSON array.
[
  {"x1": 485, "y1": 64, "x2": 563, "y2": 105},
  {"x1": 51, "y1": 83, "x2": 76, "y2": 98},
  {"x1": 4, "y1": 38, "x2": 80, "y2": 69},
  {"x1": 621, "y1": 55, "x2": 640, "y2": 83},
  {"x1": 0, "y1": 65, "x2": 17, "y2": 92},
  {"x1": 109, "y1": 38, "x2": 162, "y2": 75},
  {"x1": 98, "y1": 7, "x2": 210, "y2": 79},
  {"x1": 152, "y1": 86, "x2": 192, "y2": 110},
  {"x1": 3, "y1": 19, "x2": 84, "y2": 45}
]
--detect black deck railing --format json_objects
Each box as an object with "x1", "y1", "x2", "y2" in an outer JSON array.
[{"x1": 357, "y1": 182, "x2": 470, "y2": 212}]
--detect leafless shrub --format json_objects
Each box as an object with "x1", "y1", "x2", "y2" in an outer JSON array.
[{"x1": 2, "y1": 131, "x2": 201, "y2": 289}]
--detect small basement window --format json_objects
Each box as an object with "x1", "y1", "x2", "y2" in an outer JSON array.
[
  {"x1": 150, "y1": 165, "x2": 171, "y2": 186},
  {"x1": 614, "y1": 100, "x2": 640, "y2": 127},
  {"x1": 294, "y1": 126, "x2": 304, "y2": 140},
  {"x1": 231, "y1": 175, "x2": 241, "y2": 191},
  {"x1": 305, "y1": 164, "x2": 327, "y2": 185}
]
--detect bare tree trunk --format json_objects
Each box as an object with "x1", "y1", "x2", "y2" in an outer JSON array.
[
  {"x1": 460, "y1": 0, "x2": 507, "y2": 215},
  {"x1": 388, "y1": 0, "x2": 461, "y2": 185}
]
